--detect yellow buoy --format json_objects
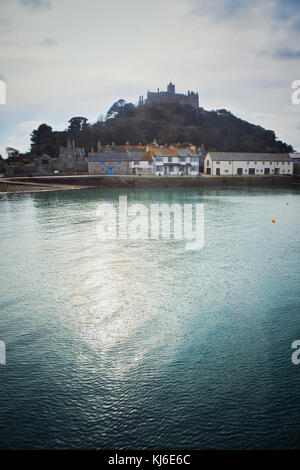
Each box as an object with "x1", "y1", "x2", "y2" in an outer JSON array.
[{"x1": 272, "y1": 219, "x2": 275, "y2": 223}]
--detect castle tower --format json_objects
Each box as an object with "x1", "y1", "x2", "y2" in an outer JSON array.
[{"x1": 167, "y1": 82, "x2": 175, "y2": 94}]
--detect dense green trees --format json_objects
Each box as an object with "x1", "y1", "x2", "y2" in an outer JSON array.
[{"x1": 10, "y1": 100, "x2": 294, "y2": 161}]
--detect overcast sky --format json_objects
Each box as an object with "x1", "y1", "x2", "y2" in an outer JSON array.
[{"x1": 0, "y1": 0, "x2": 300, "y2": 157}]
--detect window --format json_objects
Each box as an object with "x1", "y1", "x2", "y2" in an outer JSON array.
[
  {"x1": 216, "y1": 161, "x2": 220, "y2": 164},
  {"x1": 191, "y1": 156, "x2": 197, "y2": 162},
  {"x1": 288, "y1": 162, "x2": 290, "y2": 165},
  {"x1": 191, "y1": 166, "x2": 198, "y2": 172},
  {"x1": 180, "y1": 157, "x2": 186, "y2": 162},
  {"x1": 255, "y1": 161, "x2": 257, "y2": 165},
  {"x1": 156, "y1": 157, "x2": 163, "y2": 162},
  {"x1": 228, "y1": 161, "x2": 231, "y2": 164},
  {"x1": 282, "y1": 169, "x2": 285, "y2": 173},
  {"x1": 282, "y1": 162, "x2": 284, "y2": 165},
  {"x1": 100, "y1": 167, "x2": 106, "y2": 173},
  {"x1": 247, "y1": 161, "x2": 249, "y2": 165},
  {"x1": 207, "y1": 160, "x2": 210, "y2": 166},
  {"x1": 116, "y1": 167, "x2": 122, "y2": 173},
  {"x1": 225, "y1": 169, "x2": 229, "y2": 173},
  {"x1": 168, "y1": 157, "x2": 172, "y2": 162},
  {"x1": 135, "y1": 161, "x2": 140, "y2": 165},
  {"x1": 148, "y1": 161, "x2": 152, "y2": 165},
  {"x1": 156, "y1": 165, "x2": 163, "y2": 172}
]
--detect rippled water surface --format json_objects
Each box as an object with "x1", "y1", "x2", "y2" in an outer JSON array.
[{"x1": 0, "y1": 186, "x2": 300, "y2": 449}]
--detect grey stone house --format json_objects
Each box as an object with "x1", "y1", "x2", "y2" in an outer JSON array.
[{"x1": 5, "y1": 139, "x2": 88, "y2": 176}]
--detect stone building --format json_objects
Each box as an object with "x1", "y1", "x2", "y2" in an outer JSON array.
[
  {"x1": 87, "y1": 153, "x2": 130, "y2": 175},
  {"x1": 138, "y1": 82, "x2": 199, "y2": 109},
  {"x1": 87, "y1": 147, "x2": 153, "y2": 175},
  {"x1": 5, "y1": 139, "x2": 88, "y2": 176}
]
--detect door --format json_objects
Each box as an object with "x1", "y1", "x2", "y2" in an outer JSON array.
[
  {"x1": 216, "y1": 168, "x2": 220, "y2": 176},
  {"x1": 264, "y1": 168, "x2": 270, "y2": 175},
  {"x1": 249, "y1": 168, "x2": 255, "y2": 175},
  {"x1": 108, "y1": 166, "x2": 114, "y2": 175},
  {"x1": 275, "y1": 168, "x2": 280, "y2": 175},
  {"x1": 237, "y1": 168, "x2": 243, "y2": 175},
  {"x1": 206, "y1": 168, "x2": 211, "y2": 175}
]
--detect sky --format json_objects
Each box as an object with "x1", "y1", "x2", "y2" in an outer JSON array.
[{"x1": 0, "y1": 0, "x2": 300, "y2": 157}]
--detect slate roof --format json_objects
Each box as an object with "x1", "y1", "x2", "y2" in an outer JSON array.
[
  {"x1": 207, "y1": 152, "x2": 292, "y2": 162},
  {"x1": 87, "y1": 151, "x2": 150, "y2": 162}
]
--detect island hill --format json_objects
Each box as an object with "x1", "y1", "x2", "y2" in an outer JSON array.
[{"x1": 3, "y1": 82, "x2": 297, "y2": 185}]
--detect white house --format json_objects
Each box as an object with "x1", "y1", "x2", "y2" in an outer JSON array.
[
  {"x1": 151, "y1": 148, "x2": 200, "y2": 176},
  {"x1": 204, "y1": 152, "x2": 293, "y2": 176},
  {"x1": 129, "y1": 155, "x2": 153, "y2": 175}
]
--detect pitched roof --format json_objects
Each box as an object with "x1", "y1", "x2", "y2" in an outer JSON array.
[
  {"x1": 87, "y1": 153, "x2": 129, "y2": 162},
  {"x1": 87, "y1": 151, "x2": 150, "y2": 162},
  {"x1": 207, "y1": 152, "x2": 292, "y2": 162},
  {"x1": 176, "y1": 149, "x2": 198, "y2": 157}
]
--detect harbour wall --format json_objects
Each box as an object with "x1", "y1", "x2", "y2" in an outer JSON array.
[{"x1": 2, "y1": 174, "x2": 296, "y2": 191}]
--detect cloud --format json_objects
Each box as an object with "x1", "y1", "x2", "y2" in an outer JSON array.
[
  {"x1": 187, "y1": 0, "x2": 300, "y2": 30},
  {"x1": 187, "y1": 0, "x2": 251, "y2": 18},
  {"x1": 19, "y1": 0, "x2": 51, "y2": 10},
  {"x1": 274, "y1": 47, "x2": 300, "y2": 59},
  {"x1": 272, "y1": 0, "x2": 300, "y2": 20},
  {"x1": 0, "y1": 17, "x2": 11, "y2": 32},
  {"x1": 291, "y1": 18, "x2": 300, "y2": 32},
  {"x1": 40, "y1": 37, "x2": 57, "y2": 47},
  {"x1": 17, "y1": 120, "x2": 41, "y2": 132}
]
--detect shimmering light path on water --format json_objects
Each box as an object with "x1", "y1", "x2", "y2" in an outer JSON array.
[{"x1": 0, "y1": 186, "x2": 300, "y2": 449}]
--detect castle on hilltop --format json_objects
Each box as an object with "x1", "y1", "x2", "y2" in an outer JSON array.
[{"x1": 138, "y1": 82, "x2": 199, "y2": 109}]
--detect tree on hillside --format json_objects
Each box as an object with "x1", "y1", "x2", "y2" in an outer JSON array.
[
  {"x1": 12, "y1": 101, "x2": 294, "y2": 161},
  {"x1": 30, "y1": 124, "x2": 59, "y2": 157},
  {"x1": 6, "y1": 147, "x2": 19, "y2": 162},
  {"x1": 106, "y1": 99, "x2": 135, "y2": 119},
  {"x1": 68, "y1": 117, "x2": 89, "y2": 132}
]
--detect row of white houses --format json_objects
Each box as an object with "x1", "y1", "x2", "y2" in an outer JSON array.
[{"x1": 204, "y1": 152, "x2": 293, "y2": 176}]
